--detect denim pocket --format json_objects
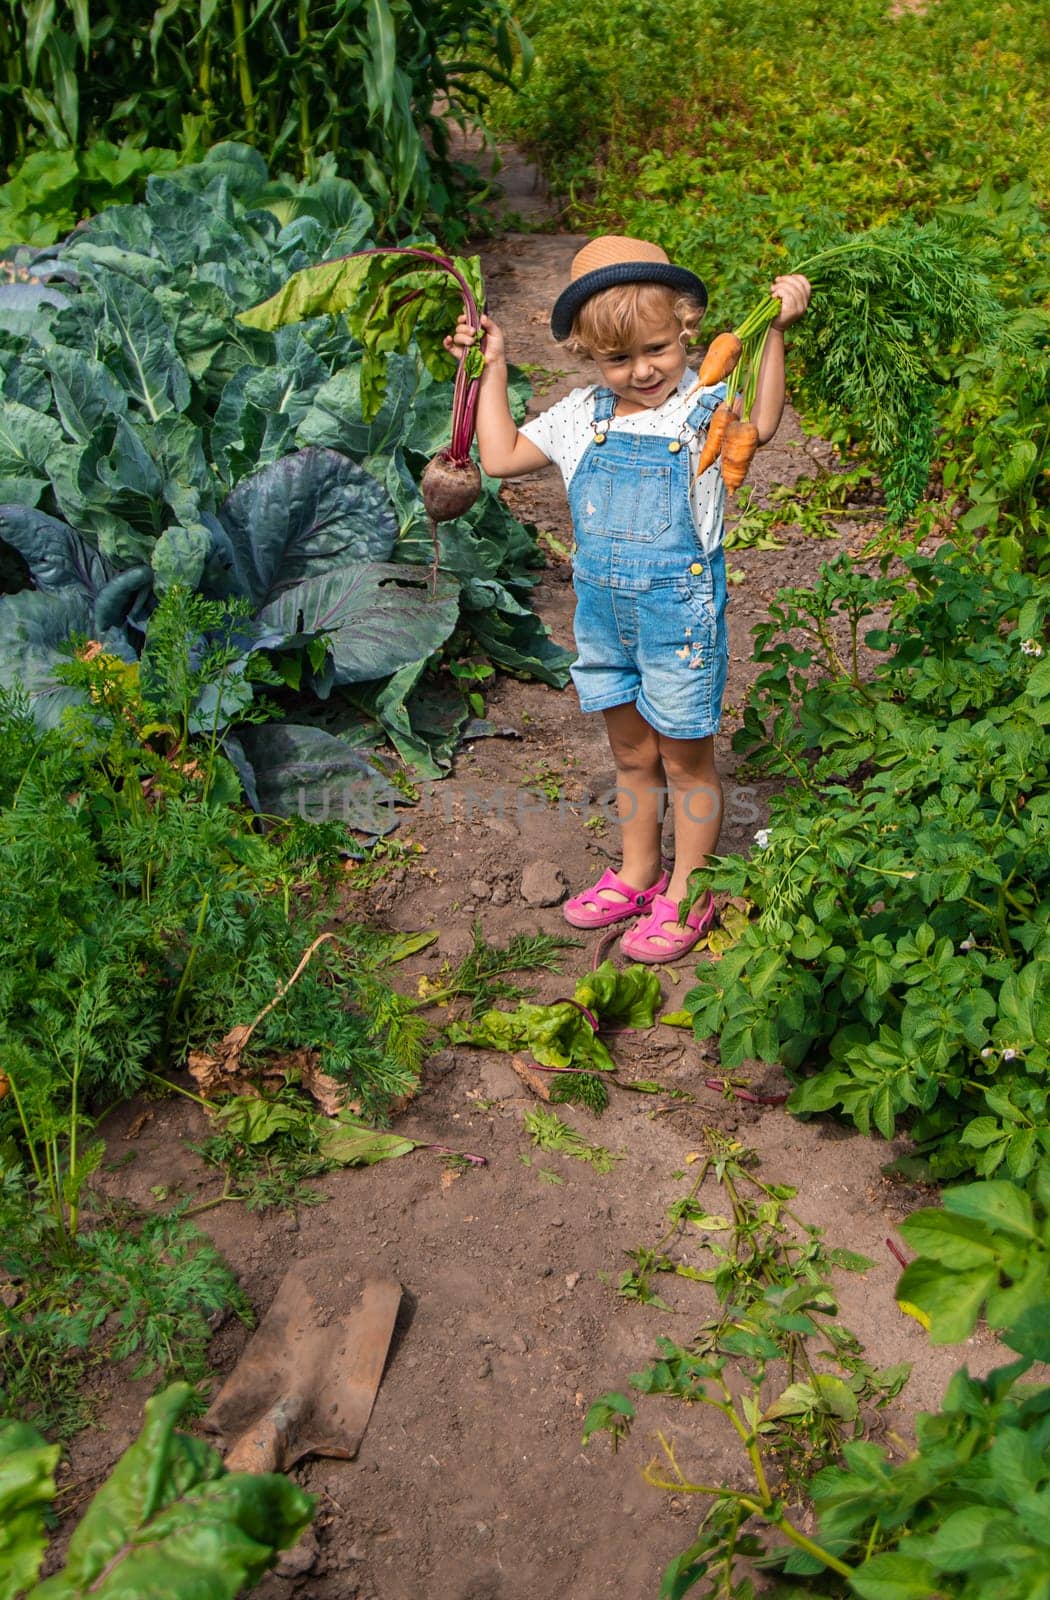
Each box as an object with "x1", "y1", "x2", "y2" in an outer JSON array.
[
  {"x1": 673, "y1": 573, "x2": 717, "y2": 626},
  {"x1": 587, "y1": 458, "x2": 673, "y2": 541}
]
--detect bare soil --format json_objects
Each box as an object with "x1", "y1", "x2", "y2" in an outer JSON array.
[{"x1": 68, "y1": 148, "x2": 1006, "y2": 1599}]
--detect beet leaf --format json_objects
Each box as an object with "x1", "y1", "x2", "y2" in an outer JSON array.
[{"x1": 239, "y1": 247, "x2": 487, "y2": 464}]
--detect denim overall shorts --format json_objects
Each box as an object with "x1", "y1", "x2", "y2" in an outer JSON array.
[{"x1": 567, "y1": 385, "x2": 730, "y2": 741}]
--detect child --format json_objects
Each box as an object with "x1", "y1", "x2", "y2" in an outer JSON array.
[{"x1": 446, "y1": 235, "x2": 810, "y2": 962}]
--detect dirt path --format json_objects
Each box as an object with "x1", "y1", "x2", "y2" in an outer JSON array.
[{"x1": 77, "y1": 154, "x2": 1004, "y2": 1600}]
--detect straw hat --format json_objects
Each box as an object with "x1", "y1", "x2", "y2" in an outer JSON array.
[{"x1": 550, "y1": 235, "x2": 708, "y2": 341}]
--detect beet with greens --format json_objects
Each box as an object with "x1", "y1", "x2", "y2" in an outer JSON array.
[{"x1": 240, "y1": 244, "x2": 489, "y2": 586}]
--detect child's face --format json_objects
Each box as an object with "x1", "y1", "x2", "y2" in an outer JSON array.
[{"x1": 591, "y1": 313, "x2": 688, "y2": 411}]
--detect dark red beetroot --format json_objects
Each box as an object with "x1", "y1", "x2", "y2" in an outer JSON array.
[
  {"x1": 420, "y1": 302, "x2": 485, "y2": 586},
  {"x1": 421, "y1": 451, "x2": 482, "y2": 523},
  {"x1": 418, "y1": 260, "x2": 485, "y2": 570},
  {"x1": 421, "y1": 453, "x2": 482, "y2": 589}
]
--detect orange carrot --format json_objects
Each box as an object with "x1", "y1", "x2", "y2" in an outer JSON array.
[
  {"x1": 696, "y1": 331, "x2": 742, "y2": 388},
  {"x1": 693, "y1": 402, "x2": 734, "y2": 480},
  {"x1": 720, "y1": 419, "x2": 760, "y2": 491}
]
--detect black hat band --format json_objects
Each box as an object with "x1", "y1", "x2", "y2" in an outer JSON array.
[{"x1": 550, "y1": 261, "x2": 708, "y2": 341}]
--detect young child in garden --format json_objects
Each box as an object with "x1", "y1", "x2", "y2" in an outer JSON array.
[{"x1": 446, "y1": 236, "x2": 810, "y2": 961}]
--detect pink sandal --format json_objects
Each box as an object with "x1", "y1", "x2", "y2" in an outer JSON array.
[
  {"x1": 563, "y1": 867, "x2": 671, "y2": 930},
  {"x1": 620, "y1": 891, "x2": 716, "y2": 964}
]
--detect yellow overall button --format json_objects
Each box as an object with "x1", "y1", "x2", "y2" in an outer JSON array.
[{"x1": 689, "y1": 562, "x2": 703, "y2": 575}]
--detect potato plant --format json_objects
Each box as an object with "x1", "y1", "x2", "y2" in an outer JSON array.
[
  {"x1": 684, "y1": 544, "x2": 1049, "y2": 1182},
  {"x1": 586, "y1": 1155, "x2": 1050, "y2": 1598}
]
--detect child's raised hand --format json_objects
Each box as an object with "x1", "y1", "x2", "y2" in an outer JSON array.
[
  {"x1": 769, "y1": 274, "x2": 812, "y2": 330},
  {"x1": 443, "y1": 311, "x2": 506, "y2": 367}
]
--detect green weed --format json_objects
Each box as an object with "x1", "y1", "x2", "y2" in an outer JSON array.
[
  {"x1": 522, "y1": 1107, "x2": 624, "y2": 1173},
  {"x1": 522, "y1": 761, "x2": 565, "y2": 802},
  {"x1": 190, "y1": 1118, "x2": 332, "y2": 1216},
  {"x1": 587, "y1": 1146, "x2": 1050, "y2": 1597},
  {"x1": 414, "y1": 922, "x2": 578, "y2": 1019}
]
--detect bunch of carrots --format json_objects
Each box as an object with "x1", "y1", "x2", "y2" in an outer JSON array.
[
  {"x1": 688, "y1": 291, "x2": 787, "y2": 492},
  {"x1": 684, "y1": 219, "x2": 1017, "y2": 510}
]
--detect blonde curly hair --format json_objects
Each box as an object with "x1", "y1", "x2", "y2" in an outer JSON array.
[{"x1": 565, "y1": 282, "x2": 706, "y2": 359}]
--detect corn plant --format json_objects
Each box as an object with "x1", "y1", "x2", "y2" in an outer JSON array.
[{"x1": 1, "y1": 0, "x2": 532, "y2": 237}]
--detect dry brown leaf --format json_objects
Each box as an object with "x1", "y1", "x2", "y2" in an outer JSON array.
[
  {"x1": 125, "y1": 1109, "x2": 154, "y2": 1140},
  {"x1": 385, "y1": 1089, "x2": 419, "y2": 1119},
  {"x1": 297, "y1": 1055, "x2": 349, "y2": 1117},
  {"x1": 186, "y1": 1050, "x2": 235, "y2": 1099},
  {"x1": 511, "y1": 1055, "x2": 552, "y2": 1101},
  {"x1": 187, "y1": 1021, "x2": 256, "y2": 1095},
  {"x1": 187, "y1": 1040, "x2": 351, "y2": 1118}
]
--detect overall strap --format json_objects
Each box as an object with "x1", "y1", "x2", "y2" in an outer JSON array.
[
  {"x1": 591, "y1": 387, "x2": 618, "y2": 423},
  {"x1": 686, "y1": 380, "x2": 728, "y2": 431}
]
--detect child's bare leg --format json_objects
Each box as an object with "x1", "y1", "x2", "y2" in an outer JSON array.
[
  {"x1": 602, "y1": 702, "x2": 665, "y2": 891},
  {"x1": 658, "y1": 733, "x2": 722, "y2": 903}
]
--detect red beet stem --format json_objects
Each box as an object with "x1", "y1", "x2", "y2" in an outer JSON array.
[
  {"x1": 557, "y1": 999, "x2": 599, "y2": 1032},
  {"x1": 885, "y1": 1238, "x2": 909, "y2": 1269},
  {"x1": 704, "y1": 1077, "x2": 789, "y2": 1105},
  {"x1": 426, "y1": 1144, "x2": 487, "y2": 1166},
  {"x1": 323, "y1": 246, "x2": 485, "y2": 466},
  {"x1": 450, "y1": 354, "x2": 480, "y2": 464}
]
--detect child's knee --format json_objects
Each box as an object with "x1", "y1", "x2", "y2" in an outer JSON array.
[
  {"x1": 605, "y1": 706, "x2": 662, "y2": 771},
  {"x1": 658, "y1": 733, "x2": 718, "y2": 784},
  {"x1": 614, "y1": 735, "x2": 662, "y2": 776}
]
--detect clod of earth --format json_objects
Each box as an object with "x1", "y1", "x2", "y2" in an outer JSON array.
[{"x1": 520, "y1": 859, "x2": 568, "y2": 906}]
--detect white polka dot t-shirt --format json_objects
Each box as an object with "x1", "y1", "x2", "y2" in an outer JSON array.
[{"x1": 518, "y1": 370, "x2": 727, "y2": 556}]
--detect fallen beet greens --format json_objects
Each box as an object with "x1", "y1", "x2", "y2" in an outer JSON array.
[{"x1": 447, "y1": 960, "x2": 663, "y2": 1113}]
